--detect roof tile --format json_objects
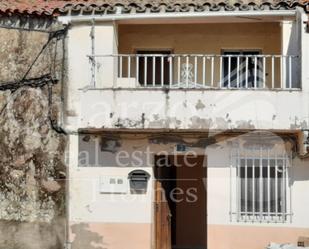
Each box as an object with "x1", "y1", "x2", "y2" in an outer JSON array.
[{"x1": 0, "y1": 0, "x2": 308, "y2": 16}]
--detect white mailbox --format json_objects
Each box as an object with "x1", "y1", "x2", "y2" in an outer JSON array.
[{"x1": 99, "y1": 176, "x2": 129, "y2": 194}]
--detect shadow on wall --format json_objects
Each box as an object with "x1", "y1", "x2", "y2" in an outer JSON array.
[
  {"x1": 287, "y1": 19, "x2": 301, "y2": 89},
  {"x1": 0, "y1": 218, "x2": 65, "y2": 249},
  {"x1": 290, "y1": 158, "x2": 309, "y2": 183},
  {"x1": 71, "y1": 223, "x2": 106, "y2": 249}
]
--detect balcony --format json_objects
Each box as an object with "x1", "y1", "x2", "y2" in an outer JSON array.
[
  {"x1": 90, "y1": 53, "x2": 300, "y2": 90},
  {"x1": 78, "y1": 52, "x2": 305, "y2": 130},
  {"x1": 67, "y1": 21, "x2": 307, "y2": 131}
]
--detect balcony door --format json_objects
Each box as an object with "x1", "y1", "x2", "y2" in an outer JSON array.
[
  {"x1": 222, "y1": 50, "x2": 263, "y2": 88},
  {"x1": 137, "y1": 50, "x2": 171, "y2": 86}
]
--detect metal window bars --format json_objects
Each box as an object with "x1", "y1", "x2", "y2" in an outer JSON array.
[
  {"x1": 88, "y1": 54, "x2": 300, "y2": 90},
  {"x1": 230, "y1": 147, "x2": 292, "y2": 223}
]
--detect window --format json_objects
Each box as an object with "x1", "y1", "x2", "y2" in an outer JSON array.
[
  {"x1": 232, "y1": 148, "x2": 291, "y2": 223},
  {"x1": 137, "y1": 50, "x2": 171, "y2": 86},
  {"x1": 240, "y1": 159, "x2": 286, "y2": 216},
  {"x1": 222, "y1": 50, "x2": 263, "y2": 88}
]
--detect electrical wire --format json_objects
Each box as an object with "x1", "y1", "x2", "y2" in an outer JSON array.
[
  {"x1": 21, "y1": 28, "x2": 67, "y2": 81},
  {"x1": 0, "y1": 26, "x2": 68, "y2": 135},
  {"x1": 0, "y1": 74, "x2": 55, "y2": 91}
]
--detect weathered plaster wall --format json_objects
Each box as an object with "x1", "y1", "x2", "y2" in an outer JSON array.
[
  {"x1": 78, "y1": 89, "x2": 309, "y2": 130},
  {"x1": 0, "y1": 17, "x2": 67, "y2": 249},
  {"x1": 69, "y1": 133, "x2": 309, "y2": 249},
  {"x1": 62, "y1": 15, "x2": 309, "y2": 249}
]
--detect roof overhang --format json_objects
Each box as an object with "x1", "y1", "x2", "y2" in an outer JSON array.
[{"x1": 58, "y1": 9, "x2": 298, "y2": 24}]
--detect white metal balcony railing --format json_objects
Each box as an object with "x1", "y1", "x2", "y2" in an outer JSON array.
[{"x1": 89, "y1": 54, "x2": 300, "y2": 90}]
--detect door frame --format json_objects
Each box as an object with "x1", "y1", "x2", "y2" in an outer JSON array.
[{"x1": 153, "y1": 154, "x2": 207, "y2": 249}]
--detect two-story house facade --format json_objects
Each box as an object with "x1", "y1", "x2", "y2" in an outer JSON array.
[{"x1": 55, "y1": 1, "x2": 309, "y2": 249}]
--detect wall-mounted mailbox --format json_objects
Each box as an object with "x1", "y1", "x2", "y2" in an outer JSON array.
[{"x1": 128, "y1": 170, "x2": 150, "y2": 194}]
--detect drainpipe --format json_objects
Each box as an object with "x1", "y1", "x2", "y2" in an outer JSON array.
[{"x1": 58, "y1": 10, "x2": 297, "y2": 24}]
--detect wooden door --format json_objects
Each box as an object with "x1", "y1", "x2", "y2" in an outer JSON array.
[
  {"x1": 155, "y1": 180, "x2": 172, "y2": 249},
  {"x1": 154, "y1": 155, "x2": 173, "y2": 249},
  {"x1": 173, "y1": 155, "x2": 207, "y2": 248},
  {"x1": 154, "y1": 155, "x2": 207, "y2": 249}
]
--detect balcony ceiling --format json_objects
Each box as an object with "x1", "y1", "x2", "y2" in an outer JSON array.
[{"x1": 0, "y1": 0, "x2": 308, "y2": 17}]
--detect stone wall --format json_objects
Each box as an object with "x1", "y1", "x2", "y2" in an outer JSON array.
[{"x1": 0, "y1": 16, "x2": 67, "y2": 249}]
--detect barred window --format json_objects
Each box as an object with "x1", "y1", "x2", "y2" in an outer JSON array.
[{"x1": 231, "y1": 148, "x2": 292, "y2": 223}]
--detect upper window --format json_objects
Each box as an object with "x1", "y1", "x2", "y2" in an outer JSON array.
[
  {"x1": 222, "y1": 50, "x2": 263, "y2": 88},
  {"x1": 137, "y1": 50, "x2": 171, "y2": 86}
]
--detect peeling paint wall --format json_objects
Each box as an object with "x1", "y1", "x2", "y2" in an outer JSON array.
[
  {"x1": 69, "y1": 133, "x2": 309, "y2": 249},
  {"x1": 0, "y1": 17, "x2": 67, "y2": 249},
  {"x1": 78, "y1": 89, "x2": 309, "y2": 131}
]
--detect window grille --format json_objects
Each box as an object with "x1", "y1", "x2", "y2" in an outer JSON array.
[{"x1": 230, "y1": 147, "x2": 292, "y2": 223}]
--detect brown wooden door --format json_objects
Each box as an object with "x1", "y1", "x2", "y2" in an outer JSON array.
[
  {"x1": 154, "y1": 155, "x2": 173, "y2": 249},
  {"x1": 154, "y1": 155, "x2": 207, "y2": 248},
  {"x1": 155, "y1": 180, "x2": 172, "y2": 249},
  {"x1": 172, "y1": 155, "x2": 207, "y2": 248},
  {"x1": 154, "y1": 155, "x2": 207, "y2": 249}
]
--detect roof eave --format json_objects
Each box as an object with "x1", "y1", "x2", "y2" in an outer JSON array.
[{"x1": 58, "y1": 9, "x2": 298, "y2": 24}]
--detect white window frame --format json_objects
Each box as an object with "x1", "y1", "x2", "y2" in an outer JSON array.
[{"x1": 230, "y1": 147, "x2": 292, "y2": 223}]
